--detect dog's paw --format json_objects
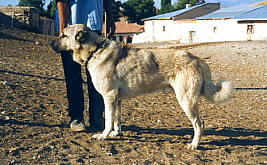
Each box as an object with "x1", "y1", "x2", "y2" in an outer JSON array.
[
  {"x1": 109, "y1": 131, "x2": 120, "y2": 137},
  {"x1": 92, "y1": 134, "x2": 106, "y2": 140},
  {"x1": 186, "y1": 143, "x2": 199, "y2": 150}
]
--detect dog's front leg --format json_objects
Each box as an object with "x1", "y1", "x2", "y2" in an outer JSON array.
[
  {"x1": 92, "y1": 91, "x2": 118, "y2": 140},
  {"x1": 109, "y1": 100, "x2": 122, "y2": 137}
]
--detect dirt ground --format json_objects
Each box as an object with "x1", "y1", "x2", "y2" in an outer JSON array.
[{"x1": 0, "y1": 24, "x2": 266, "y2": 165}]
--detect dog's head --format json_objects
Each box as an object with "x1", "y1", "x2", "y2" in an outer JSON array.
[{"x1": 50, "y1": 24, "x2": 104, "y2": 54}]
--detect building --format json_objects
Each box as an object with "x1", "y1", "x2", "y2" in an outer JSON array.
[
  {"x1": 39, "y1": 18, "x2": 55, "y2": 36},
  {"x1": 192, "y1": 5, "x2": 267, "y2": 43},
  {"x1": 133, "y1": 3, "x2": 267, "y2": 43},
  {"x1": 132, "y1": 3, "x2": 220, "y2": 43},
  {"x1": 0, "y1": 6, "x2": 40, "y2": 30},
  {"x1": 105, "y1": 22, "x2": 144, "y2": 43},
  {"x1": 0, "y1": 6, "x2": 55, "y2": 35}
]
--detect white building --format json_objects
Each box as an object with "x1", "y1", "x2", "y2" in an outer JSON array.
[
  {"x1": 132, "y1": 3, "x2": 220, "y2": 43},
  {"x1": 133, "y1": 3, "x2": 267, "y2": 43},
  {"x1": 191, "y1": 5, "x2": 267, "y2": 43}
]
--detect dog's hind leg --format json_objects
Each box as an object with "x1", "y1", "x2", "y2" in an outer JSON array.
[
  {"x1": 172, "y1": 77, "x2": 204, "y2": 149},
  {"x1": 181, "y1": 102, "x2": 204, "y2": 149}
]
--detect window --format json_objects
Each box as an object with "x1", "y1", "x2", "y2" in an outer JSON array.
[
  {"x1": 247, "y1": 25, "x2": 255, "y2": 34},
  {"x1": 189, "y1": 31, "x2": 196, "y2": 43},
  {"x1": 213, "y1": 27, "x2": 217, "y2": 34},
  {"x1": 119, "y1": 36, "x2": 123, "y2": 42}
]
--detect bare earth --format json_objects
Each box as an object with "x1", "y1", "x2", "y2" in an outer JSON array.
[{"x1": 1, "y1": 24, "x2": 266, "y2": 165}]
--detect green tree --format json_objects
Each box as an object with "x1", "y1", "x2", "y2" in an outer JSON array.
[
  {"x1": 46, "y1": 0, "x2": 56, "y2": 19},
  {"x1": 18, "y1": 0, "x2": 45, "y2": 11},
  {"x1": 111, "y1": 0, "x2": 122, "y2": 22},
  {"x1": 122, "y1": 0, "x2": 156, "y2": 25},
  {"x1": 159, "y1": 0, "x2": 174, "y2": 14},
  {"x1": 174, "y1": 0, "x2": 205, "y2": 10}
]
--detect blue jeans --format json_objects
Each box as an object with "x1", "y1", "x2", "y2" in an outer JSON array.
[{"x1": 60, "y1": 50, "x2": 104, "y2": 129}]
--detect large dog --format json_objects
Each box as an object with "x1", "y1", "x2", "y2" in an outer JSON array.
[{"x1": 50, "y1": 24, "x2": 234, "y2": 149}]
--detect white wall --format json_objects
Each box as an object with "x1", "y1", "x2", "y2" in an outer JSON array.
[
  {"x1": 178, "y1": 21, "x2": 198, "y2": 43},
  {"x1": 191, "y1": 19, "x2": 267, "y2": 43},
  {"x1": 248, "y1": 22, "x2": 267, "y2": 40},
  {"x1": 193, "y1": 19, "x2": 243, "y2": 42},
  {"x1": 133, "y1": 19, "x2": 267, "y2": 43},
  {"x1": 133, "y1": 20, "x2": 181, "y2": 43}
]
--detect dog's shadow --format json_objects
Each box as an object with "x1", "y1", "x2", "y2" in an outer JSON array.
[
  {"x1": 2, "y1": 119, "x2": 266, "y2": 149},
  {"x1": 115, "y1": 125, "x2": 267, "y2": 149}
]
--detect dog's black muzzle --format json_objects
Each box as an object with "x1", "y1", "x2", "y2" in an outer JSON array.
[{"x1": 50, "y1": 39, "x2": 65, "y2": 53}]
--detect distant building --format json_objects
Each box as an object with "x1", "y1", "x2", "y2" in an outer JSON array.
[
  {"x1": 39, "y1": 18, "x2": 55, "y2": 36},
  {"x1": 103, "y1": 22, "x2": 144, "y2": 43},
  {"x1": 0, "y1": 6, "x2": 40, "y2": 30},
  {"x1": 192, "y1": 5, "x2": 267, "y2": 43},
  {"x1": 133, "y1": 3, "x2": 267, "y2": 43},
  {"x1": 0, "y1": 6, "x2": 55, "y2": 35},
  {"x1": 133, "y1": 3, "x2": 220, "y2": 43}
]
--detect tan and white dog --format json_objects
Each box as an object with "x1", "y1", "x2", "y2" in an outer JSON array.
[{"x1": 50, "y1": 24, "x2": 234, "y2": 149}]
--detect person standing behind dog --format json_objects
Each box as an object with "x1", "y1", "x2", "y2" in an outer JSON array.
[{"x1": 55, "y1": 0, "x2": 115, "y2": 131}]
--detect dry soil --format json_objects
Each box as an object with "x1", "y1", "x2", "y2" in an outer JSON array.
[{"x1": 0, "y1": 24, "x2": 266, "y2": 164}]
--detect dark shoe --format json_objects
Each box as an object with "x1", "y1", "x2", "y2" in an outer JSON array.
[{"x1": 70, "y1": 119, "x2": 86, "y2": 132}]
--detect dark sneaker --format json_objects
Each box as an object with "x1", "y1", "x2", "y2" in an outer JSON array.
[{"x1": 70, "y1": 119, "x2": 86, "y2": 132}]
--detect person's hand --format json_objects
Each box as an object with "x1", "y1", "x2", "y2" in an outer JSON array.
[
  {"x1": 106, "y1": 17, "x2": 116, "y2": 39},
  {"x1": 104, "y1": 0, "x2": 116, "y2": 39}
]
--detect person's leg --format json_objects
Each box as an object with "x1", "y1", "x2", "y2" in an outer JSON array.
[
  {"x1": 61, "y1": 51, "x2": 86, "y2": 131},
  {"x1": 86, "y1": 69, "x2": 104, "y2": 130}
]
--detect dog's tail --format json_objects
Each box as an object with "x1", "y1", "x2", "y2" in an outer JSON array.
[{"x1": 201, "y1": 64, "x2": 234, "y2": 104}]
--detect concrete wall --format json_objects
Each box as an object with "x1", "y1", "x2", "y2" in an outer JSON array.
[
  {"x1": 133, "y1": 3, "x2": 221, "y2": 43},
  {"x1": 0, "y1": 6, "x2": 40, "y2": 30},
  {"x1": 133, "y1": 18, "x2": 267, "y2": 43},
  {"x1": 0, "y1": 6, "x2": 55, "y2": 36},
  {"x1": 40, "y1": 18, "x2": 55, "y2": 36},
  {"x1": 133, "y1": 20, "x2": 181, "y2": 43},
  {"x1": 182, "y1": 19, "x2": 267, "y2": 43}
]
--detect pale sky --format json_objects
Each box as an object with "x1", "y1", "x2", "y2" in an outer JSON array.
[{"x1": 0, "y1": 0, "x2": 264, "y2": 9}]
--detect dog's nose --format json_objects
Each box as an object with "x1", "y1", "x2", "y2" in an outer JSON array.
[
  {"x1": 49, "y1": 40, "x2": 59, "y2": 53},
  {"x1": 49, "y1": 40, "x2": 55, "y2": 47}
]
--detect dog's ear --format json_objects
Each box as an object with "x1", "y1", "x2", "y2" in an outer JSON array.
[{"x1": 75, "y1": 30, "x2": 88, "y2": 43}]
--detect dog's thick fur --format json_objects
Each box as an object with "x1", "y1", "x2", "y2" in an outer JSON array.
[{"x1": 50, "y1": 24, "x2": 234, "y2": 149}]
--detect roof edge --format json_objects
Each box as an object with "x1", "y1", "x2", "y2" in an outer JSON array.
[{"x1": 142, "y1": 3, "x2": 219, "y2": 21}]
